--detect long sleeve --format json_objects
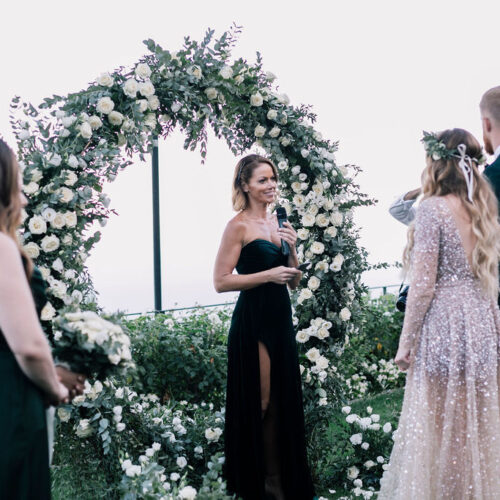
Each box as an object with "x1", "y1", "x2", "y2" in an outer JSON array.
[
  {"x1": 389, "y1": 193, "x2": 417, "y2": 226},
  {"x1": 399, "y1": 199, "x2": 440, "y2": 351}
]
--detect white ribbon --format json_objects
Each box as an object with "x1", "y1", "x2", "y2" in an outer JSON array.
[{"x1": 455, "y1": 144, "x2": 474, "y2": 203}]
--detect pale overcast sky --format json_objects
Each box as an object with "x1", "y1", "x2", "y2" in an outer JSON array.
[{"x1": 2, "y1": 0, "x2": 500, "y2": 313}]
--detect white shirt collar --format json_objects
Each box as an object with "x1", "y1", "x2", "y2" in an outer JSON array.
[{"x1": 491, "y1": 144, "x2": 500, "y2": 164}]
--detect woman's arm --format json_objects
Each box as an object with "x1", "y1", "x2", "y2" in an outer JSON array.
[
  {"x1": 0, "y1": 235, "x2": 67, "y2": 404},
  {"x1": 213, "y1": 220, "x2": 300, "y2": 293}
]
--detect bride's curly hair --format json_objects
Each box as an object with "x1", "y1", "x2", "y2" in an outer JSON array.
[
  {"x1": 0, "y1": 138, "x2": 32, "y2": 277},
  {"x1": 403, "y1": 128, "x2": 500, "y2": 299}
]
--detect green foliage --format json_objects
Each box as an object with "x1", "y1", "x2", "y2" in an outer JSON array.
[{"x1": 126, "y1": 310, "x2": 229, "y2": 406}]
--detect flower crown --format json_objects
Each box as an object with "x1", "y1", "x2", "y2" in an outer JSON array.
[{"x1": 421, "y1": 131, "x2": 486, "y2": 165}]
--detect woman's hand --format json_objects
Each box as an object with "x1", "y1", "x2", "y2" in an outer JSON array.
[
  {"x1": 56, "y1": 366, "x2": 86, "y2": 399},
  {"x1": 46, "y1": 382, "x2": 70, "y2": 407},
  {"x1": 394, "y1": 346, "x2": 411, "y2": 371},
  {"x1": 267, "y1": 266, "x2": 301, "y2": 285},
  {"x1": 277, "y1": 221, "x2": 298, "y2": 254}
]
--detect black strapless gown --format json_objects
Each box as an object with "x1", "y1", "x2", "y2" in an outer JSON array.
[{"x1": 224, "y1": 239, "x2": 315, "y2": 499}]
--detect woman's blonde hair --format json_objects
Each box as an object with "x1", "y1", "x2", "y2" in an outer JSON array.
[
  {"x1": 403, "y1": 128, "x2": 500, "y2": 299},
  {"x1": 232, "y1": 154, "x2": 278, "y2": 211},
  {"x1": 0, "y1": 139, "x2": 32, "y2": 277}
]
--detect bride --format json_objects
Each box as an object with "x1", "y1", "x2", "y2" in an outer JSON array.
[{"x1": 379, "y1": 129, "x2": 500, "y2": 499}]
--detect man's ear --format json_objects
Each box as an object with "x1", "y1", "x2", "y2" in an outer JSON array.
[{"x1": 483, "y1": 116, "x2": 493, "y2": 133}]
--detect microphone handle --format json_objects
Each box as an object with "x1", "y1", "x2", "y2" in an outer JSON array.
[{"x1": 278, "y1": 218, "x2": 290, "y2": 257}]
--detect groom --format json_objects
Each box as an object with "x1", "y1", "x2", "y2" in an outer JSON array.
[
  {"x1": 390, "y1": 86, "x2": 500, "y2": 225},
  {"x1": 480, "y1": 86, "x2": 500, "y2": 205}
]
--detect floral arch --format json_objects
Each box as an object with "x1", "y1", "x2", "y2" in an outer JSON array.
[{"x1": 12, "y1": 27, "x2": 371, "y2": 410}]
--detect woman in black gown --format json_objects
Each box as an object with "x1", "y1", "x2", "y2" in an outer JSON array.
[
  {"x1": 0, "y1": 139, "x2": 69, "y2": 499},
  {"x1": 214, "y1": 154, "x2": 315, "y2": 499}
]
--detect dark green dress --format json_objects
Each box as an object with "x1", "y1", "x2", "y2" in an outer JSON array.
[
  {"x1": 224, "y1": 239, "x2": 315, "y2": 499},
  {"x1": 0, "y1": 266, "x2": 51, "y2": 499}
]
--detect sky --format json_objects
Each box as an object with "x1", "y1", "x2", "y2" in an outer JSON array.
[{"x1": 2, "y1": 0, "x2": 500, "y2": 314}]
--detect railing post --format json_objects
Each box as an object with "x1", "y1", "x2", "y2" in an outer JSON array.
[{"x1": 152, "y1": 136, "x2": 162, "y2": 312}]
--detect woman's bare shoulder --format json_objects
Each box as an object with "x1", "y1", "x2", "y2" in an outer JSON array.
[{"x1": 0, "y1": 233, "x2": 19, "y2": 256}]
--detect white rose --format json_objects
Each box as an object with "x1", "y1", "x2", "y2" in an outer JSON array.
[
  {"x1": 123, "y1": 78, "x2": 139, "y2": 98},
  {"x1": 121, "y1": 118, "x2": 135, "y2": 133},
  {"x1": 96, "y1": 96, "x2": 115, "y2": 114},
  {"x1": 339, "y1": 307, "x2": 351, "y2": 321},
  {"x1": 135, "y1": 63, "x2": 152, "y2": 79},
  {"x1": 108, "y1": 111, "x2": 124, "y2": 126},
  {"x1": 24, "y1": 182, "x2": 39, "y2": 195},
  {"x1": 79, "y1": 122, "x2": 92, "y2": 139},
  {"x1": 306, "y1": 347, "x2": 320, "y2": 362},
  {"x1": 137, "y1": 99, "x2": 149, "y2": 113},
  {"x1": 23, "y1": 242, "x2": 40, "y2": 259},
  {"x1": 29, "y1": 169, "x2": 42, "y2": 183},
  {"x1": 301, "y1": 149, "x2": 309, "y2": 158},
  {"x1": 364, "y1": 460, "x2": 376, "y2": 469},
  {"x1": 125, "y1": 465, "x2": 141, "y2": 477},
  {"x1": 317, "y1": 327, "x2": 330, "y2": 340},
  {"x1": 269, "y1": 126, "x2": 281, "y2": 138},
  {"x1": 64, "y1": 212, "x2": 77, "y2": 227},
  {"x1": 312, "y1": 183, "x2": 324, "y2": 196},
  {"x1": 326, "y1": 226, "x2": 338, "y2": 238},
  {"x1": 280, "y1": 136, "x2": 291, "y2": 147},
  {"x1": 57, "y1": 407, "x2": 71, "y2": 422},
  {"x1": 41, "y1": 208, "x2": 56, "y2": 222},
  {"x1": 254, "y1": 125, "x2": 266, "y2": 138},
  {"x1": 28, "y1": 216, "x2": 47, "y2": 235},
  {"x1": 61, "y1": 116, "x2": 77, "y2": 128},
  {"x1": 219, "y1": 65, "x2": 233, "y2": 79},
  {"x1": 371, "y1": 414, "x2": 380, "y2": 423},
  {"x1": 57, "y1": 187, "x2": 74, "y2": 203},
  {"x1": 383, "y1": 422, "x2": 392, "y2": 433},
  {"x1": 331, "y1": 212, "x2": 343, "y2": 226},
  {"x1": 76, "y1": 419, "x2": 94, "y2": 438},
  {"x1": 235, "y1": 74, "x2": 244, "y2": 84},
  {"x1": 41, "y1": 235, "x2": 60, "y2": 253},
  {"x1": 342, "y1": 406, "x2": 351, "y2": 414},
  {"x1": 250, "y1": 92, "x2": 264, "y2": 107},
  {"x1": 144, "y1": 113, "x2": 157, "y2": 129},
  {"x1": 296, "y1": 330, "x2": 310, "y2": 343},
  {"x1": 178, "y1": 486, "x2": 197, "y2": 500},
  {"x1": 314, "y1": 354, "x2": 328, "y2": 369},
  {"x1": 97, "y1": 72, "x2": 114, "y2": 87},
  {"x1": 52, "y1": 258, "x2": 64, "y2": 272},
  {"x1": 315, "y1": 213, "x2": 329, "y2": 227},
  {"x1": 297, "y1": 228, "x2": 309, "y2": 240},
  {"x1": 176, "y1": 456, "x2": 187, "y2": 469},
  {"x1": 308, "y1": 276, "x2": 320, "y2": 291},
  {"x1": 188, "y1": 65, "x2": 203, "y2": 79},
  {"x1": 63, "y1": 171, "x2": 78, "y2": 187},
  {"x1": 171, "y1": 102, "x2": 182, "y2": 113},
  {"x1": 139, "y1": 81, "x2": 155, "y2": 97},
  {"x1": 71, "y1": 290, "x2": 83, "y2": 304},
  {"x1": 333, "y1": 254, "x2": 344, "y2": 269},
  {"x1": 301, "y1": 213, "x2": 315, "y2": 227},
  {"x1": 297, "y1": 288, "x2": 313, "y2": 304},
  {"x1": 310, "y1": 241, "x2": 325, "y2": 254},
  {"x1": 292, "y1": 181, "x2": 303, "y2": 193},
  {"x1": 147, "y1": 95, "x2": 160, "y2": 110},
  {"x1": 267, "y1": 109, "x2": 278, "y2": 120},
  {"x1": 87, "y1": 115, "x2": 102, "y2": 130},
  {"x1": 350, "y1": 433, "x2": 363, "y2": 445},
  {"x1": 361, "y1": 442, "x2": 370, "y2": 450},
  {"x1": 347, "y1": 466, "x2": 360, "y2": 479},
  {"x1": 18, "y1": 130, "x2": 30, "y2": 141}
]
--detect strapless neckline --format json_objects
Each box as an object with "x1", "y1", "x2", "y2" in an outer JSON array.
[{"x1": 242, "y1": 238, "x2": 281, "y2": 251}]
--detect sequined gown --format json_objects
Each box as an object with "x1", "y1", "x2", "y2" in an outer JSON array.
[{"x1": 379, "y1": 196, "x2": 500, "y2": 499}]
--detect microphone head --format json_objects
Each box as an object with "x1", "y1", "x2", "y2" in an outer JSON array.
[{"x1": 276, "y1": 206, "x2": 287, "y2": 221}]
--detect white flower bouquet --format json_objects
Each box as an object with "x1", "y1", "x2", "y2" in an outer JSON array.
[{"x1": 52, "y1": 310, "x2": 133, "y2": 378}]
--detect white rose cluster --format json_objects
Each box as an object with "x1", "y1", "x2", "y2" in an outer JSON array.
[{"x1": 295, "y1": 317, "x2": 332, "y2": 344}]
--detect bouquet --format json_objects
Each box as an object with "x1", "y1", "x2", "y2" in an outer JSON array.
[{"x1": 52, "y1": 310, "x2": 134, "y2": 379}]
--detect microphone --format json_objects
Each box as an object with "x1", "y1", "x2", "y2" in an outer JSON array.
[{"x1": 276, "y1": 206, "x2": 290, "y2": 257}]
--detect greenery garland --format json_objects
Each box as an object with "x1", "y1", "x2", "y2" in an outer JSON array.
[{"x1": 11, "y1": 26, "x2": 372, "y2": 411}]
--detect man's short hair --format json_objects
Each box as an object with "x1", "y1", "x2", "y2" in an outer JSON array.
[{"x1": 480, "y1": 86, "x2": 500, "y2": 125}]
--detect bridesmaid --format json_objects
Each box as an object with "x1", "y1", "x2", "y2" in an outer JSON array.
[
  {"x1": 214, "y1": 155, "x2": 315, "y2": 499},
  {"x1": 0, "y1": 139, "x2": 68, "y2": 499}
]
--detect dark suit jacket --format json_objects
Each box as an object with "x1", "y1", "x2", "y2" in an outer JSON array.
[{"x1": 483, "y1": 156, "x2": 500, "y2": 209}]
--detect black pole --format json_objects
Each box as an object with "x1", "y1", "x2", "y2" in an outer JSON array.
[{"x1": 152, "y1": 136, "x2": 162, "y2": 311}]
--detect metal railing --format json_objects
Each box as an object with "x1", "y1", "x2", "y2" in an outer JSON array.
[{"x1": 123, "y1": 284, "x2": 401, "y2": 318}]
